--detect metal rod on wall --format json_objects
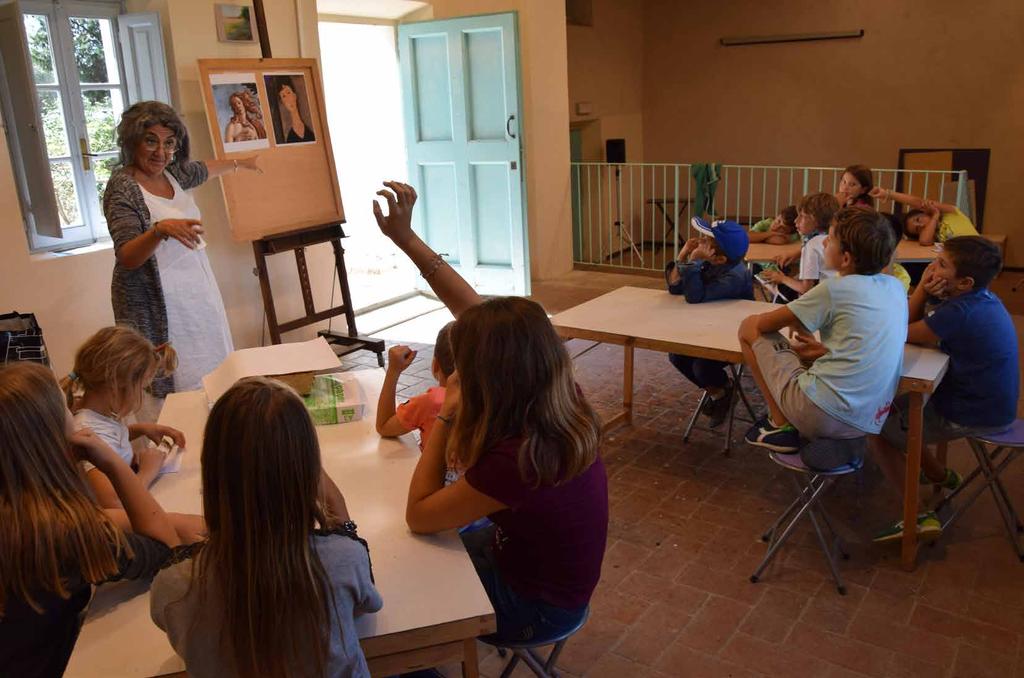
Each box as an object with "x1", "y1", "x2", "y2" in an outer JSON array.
[{"x1": 720, "y1": 30, "x2": 863, "y2": 47}]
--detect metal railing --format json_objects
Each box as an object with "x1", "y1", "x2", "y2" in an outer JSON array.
[{"x1": 570, "y1": 162, "x2": 970, "y2": 272}]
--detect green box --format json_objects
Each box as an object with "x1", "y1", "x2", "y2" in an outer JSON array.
[{"x1": 301, "y1": 374, "x2": 365, "y2": 426}]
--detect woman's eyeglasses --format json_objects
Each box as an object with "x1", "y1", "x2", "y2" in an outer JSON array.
[{"x1": 142, "y1": 136, "x2": 178, "y2": 153}]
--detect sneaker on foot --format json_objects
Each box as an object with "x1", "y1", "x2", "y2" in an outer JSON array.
[
  {"x1": 918, "y1": 468, "x2": 963, "y2": 491},
  {"x1": 706, "y1": 386, "x2": 734, "y2": 428},
  {"x1": 873, "y1": 511, "x2": 942, "y2": 543},
  {"x1": 744, "y1": 417, "x2": 800, "y2": 452}
]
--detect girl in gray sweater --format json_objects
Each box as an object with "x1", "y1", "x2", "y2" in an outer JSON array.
[{"x1": 150, "y1": 377, "x2": 382, "y2": 677}]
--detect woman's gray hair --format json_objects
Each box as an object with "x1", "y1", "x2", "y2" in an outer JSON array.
[{"x1": 115, "y1": 101, "x2": 192, "y2": 168}]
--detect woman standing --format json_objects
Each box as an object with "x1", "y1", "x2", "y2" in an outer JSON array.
[{"x1": 104, "y1": 101, "x2": 261, "y2": 398}]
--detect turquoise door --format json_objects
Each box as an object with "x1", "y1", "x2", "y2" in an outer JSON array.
[{"x1": 398, "y1": 12, "x2": 528, "y2": 295}]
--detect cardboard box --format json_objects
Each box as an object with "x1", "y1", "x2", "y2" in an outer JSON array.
[
  {"x1": 302, "y1": 374, "x2": 365, "y2": 426},
  {"x1": 270, "y1": 371, "x2": 316, "y2": 396}
]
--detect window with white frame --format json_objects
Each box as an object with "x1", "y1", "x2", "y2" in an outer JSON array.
[{"x1": 0, "y1": 0, "x2": 169, "y2": 253}]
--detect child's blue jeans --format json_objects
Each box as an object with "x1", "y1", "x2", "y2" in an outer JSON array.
[
  {"x1": 460, "y1": 524, "x2": 587, "y2": 645},
  {"x1": 668, "y1": 353, "x2": 729, "y2": 390}
]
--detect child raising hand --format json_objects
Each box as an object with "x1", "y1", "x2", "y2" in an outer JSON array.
[{"x1": 376, "y1": 323, "x2": 455, "y2": 452}]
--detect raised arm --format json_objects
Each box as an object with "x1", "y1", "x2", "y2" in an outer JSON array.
[
  {"x1": 376, "y1": 346, "x2": 416, "y2": 437},
  {"x1": 373, "y1": 181, "x2": 483, "y2": 317}
]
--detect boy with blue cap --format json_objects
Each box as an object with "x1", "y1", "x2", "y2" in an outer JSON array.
[{"x1": 665, "y1": 218, "x2": 753, "y2": 426}]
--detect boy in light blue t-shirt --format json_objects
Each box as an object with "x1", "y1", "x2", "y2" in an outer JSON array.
[{"x1": 738, "y1": 207, "x2": 907, "y2": 466}]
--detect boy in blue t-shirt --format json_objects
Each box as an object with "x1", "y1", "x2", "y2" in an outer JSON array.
[
  {"x1": 665, "y1": 218, "x2": 753, "y2": 426},
  {"x1": 738, "y1": 207, "x2": 907, "y2": 462},
  {"x1": 873, "y1": 236, "x2": 1019, "y2": 542}
]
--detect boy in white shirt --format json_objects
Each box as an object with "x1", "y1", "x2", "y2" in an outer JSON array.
[
  {"x1": 760, "y1": 192, "x2": 839, "y2": 297},
  {"x1": 738, "y1": 207, "x2": 907, "y2": 464}
]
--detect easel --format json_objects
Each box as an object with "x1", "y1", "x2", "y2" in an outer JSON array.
[
  {"x1": 249, "y1": 0, "x2": 383, "y2": 366},
  {"x1": 252, "y1": 224, "x2": 384, "y2": 366}
]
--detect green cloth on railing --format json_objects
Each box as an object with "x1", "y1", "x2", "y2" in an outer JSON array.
[{"x1": 691, "y1": 163, "x2": 722, "y2": 218}]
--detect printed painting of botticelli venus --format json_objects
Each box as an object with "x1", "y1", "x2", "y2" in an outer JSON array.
[
  {"x1": 209, "y1": 74, "x2": 269, "y2": 153},
  {"x1": 215, "y1": 4, "x2": 255, "y2": 43}
]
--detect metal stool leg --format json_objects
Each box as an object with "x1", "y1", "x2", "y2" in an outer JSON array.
[
  {"x1": 972, "y1": 446, "x2": 1024, "y2": 558},
  {"x1": 683, "y1": 390, "x2": 709, "y2": 443},
  {"x1": 751, "y1": 477, "x2": 834, "y2": 583},
  {"x1": 499, "y1": 653, "x2": 520, "y2": 678},
  {"x1": 544, "y1": 640, "x2": 568, "y2": 675},
  {"x1": 804, "y1": 497, "x2": 848, "y2": 594},
  {"x1": 944, "y1": 443, "x2": 1024, "y2": 559},
  {"x1": 761, "y1": 477, "x2": 818, "y2": 544}
]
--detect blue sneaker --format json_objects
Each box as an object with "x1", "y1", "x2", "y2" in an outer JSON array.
[{"x1": 745, "y1": 417, "x2": 800, "y2": 452}]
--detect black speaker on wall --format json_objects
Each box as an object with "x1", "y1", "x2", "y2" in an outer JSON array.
[{"x1": 606, "y1": 138, "x2": 626, "y2": 164}]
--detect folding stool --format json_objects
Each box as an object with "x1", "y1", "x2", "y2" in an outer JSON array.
[
  {"x1": 750, "y1": 451, "x2": 864, "y2": 594},
  {"x1": 936, "y1": 420, "x2": 1024, "y2": 561}
]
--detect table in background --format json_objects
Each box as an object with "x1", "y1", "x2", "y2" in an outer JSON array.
[
  {"x1": 746, "y1": 239, "x2": 941, "y2": 265},
  {"x1": 646, "y1": 197, "x2": 691, "y2": 251},
  {"x1": 65, "y1": 369, "x2": 495, "y2": 678},
  {"x1": 551, "y1": 286, "x2": 949, "y2": 571}
]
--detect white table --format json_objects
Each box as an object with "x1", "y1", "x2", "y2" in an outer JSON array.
[
  {"x1": 551, "y1": 287, "x2": 950, "y2": 571},
  {"x1": 65, "y1": 369, "x2": 495, "y2": 677}
]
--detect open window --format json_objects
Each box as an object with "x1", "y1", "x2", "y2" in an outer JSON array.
[{"x1": 0, "y1": 0, "x2": 169, "y2": 253}]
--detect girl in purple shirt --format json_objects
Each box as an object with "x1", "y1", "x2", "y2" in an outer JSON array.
[{"x1": 372, "y1": 181, "x2": 609, "y2": 645}]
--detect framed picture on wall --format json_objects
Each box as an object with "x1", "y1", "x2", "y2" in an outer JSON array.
[{"x1": 215, "y1": 4, "x2": 256, "y2": 43}]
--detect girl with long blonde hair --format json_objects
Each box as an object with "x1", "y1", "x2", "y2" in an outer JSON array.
[
  {"x1": 150, "y1": 378, "x2": 382, "y2": 678},
  {"x1": 372, "y1": 181, "x2": 608, "y2": 645},
  {"x1": 0, "y1": 362, "x2": 180, "y2": 677},
  {"x1": 61, "y1": 326, "x2": 203, "y2": 541}
]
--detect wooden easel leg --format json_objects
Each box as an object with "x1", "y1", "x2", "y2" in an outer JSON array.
[
  {"x1": 901, "y1": 391, "x2": 924, "y2": 571},
  {"x1": 460, "y1": 639, "x2": 479, "y2": 678},
  {"x1": 623, "y1": 339, "x2": 635, "y2": 425},
  {"x1": 329, "y1": 238, "x2": 384, "y2": 367},
  {"x1": 330, "y1": 238, "x2": 359, "y2": 337},
  {"x1": 252, "y1": 242, "x2": 283, "y2": 344}
]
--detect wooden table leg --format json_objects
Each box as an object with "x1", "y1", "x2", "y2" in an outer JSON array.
[
  {"x1": 461, "y1": 638, "x2": 479, "y2": 678},
  {"x1": 623, "y1": 339, "x2": 635, "y2": 425},
  {"x1": 901, "y1": 391, "x2": 925, "y2": 571}
]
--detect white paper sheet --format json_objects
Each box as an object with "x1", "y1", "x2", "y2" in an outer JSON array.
[{"x1": 201, "y1": 337, "x2": 342, "y2": 405}]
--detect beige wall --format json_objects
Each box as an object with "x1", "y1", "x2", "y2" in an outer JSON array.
[
  {"x1": 566, "y1": 0, "x2": 644, "y2": 162},
  {"x1": 639, "y1": 0, "x2": 1024, "y2": 265},
  {"x1": 0, "y1": 0, "x2": 323, "y2": 375},
  {"x1": 418, "y1": 0, "x2": 574, "y2": 281}
]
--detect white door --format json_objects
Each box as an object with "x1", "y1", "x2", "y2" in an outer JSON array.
[{"x1": 398, "y1": 12, "x2": 529, "y2": 295}]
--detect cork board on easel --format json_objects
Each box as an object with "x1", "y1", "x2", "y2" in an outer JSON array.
[{"x1": 197, "y1": 58, "x2": 344, "y2": 241}]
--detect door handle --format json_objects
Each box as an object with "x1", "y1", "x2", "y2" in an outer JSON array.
[
  {"x1": 506, "y1": 114, "x2": 516, "y2": 139},
  {"x1": 78, "y1": 138, "x2": 91, "y2": 171}
]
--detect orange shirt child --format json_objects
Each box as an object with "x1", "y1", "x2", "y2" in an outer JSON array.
[{"x1": 376, "y1": 322, "x2": 455, "y2": 452}]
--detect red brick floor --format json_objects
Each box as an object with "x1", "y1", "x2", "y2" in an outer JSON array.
[{"x1": 353, "y1": 308, "x2": 1024, "y2": 677}]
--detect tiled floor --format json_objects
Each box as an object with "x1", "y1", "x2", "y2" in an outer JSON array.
[{"x1": 344, "y1": 269, "x2": 1024, "y2": 678}]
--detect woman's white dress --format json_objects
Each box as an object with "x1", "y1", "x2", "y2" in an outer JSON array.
[{"x1": 139, "y1": 172, "x2": 234, "y2": 392}]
